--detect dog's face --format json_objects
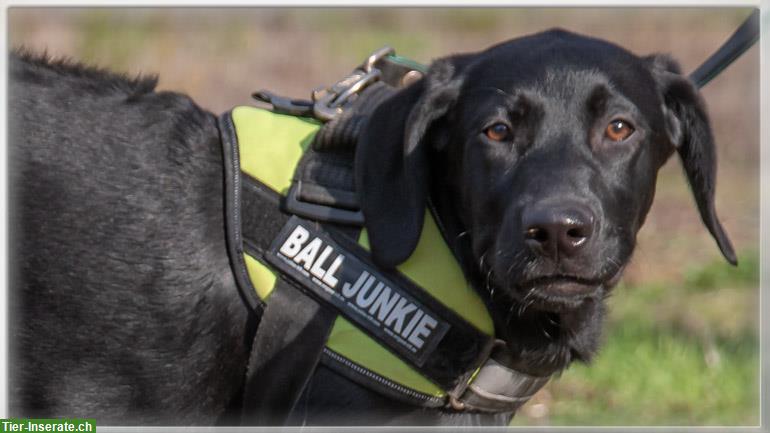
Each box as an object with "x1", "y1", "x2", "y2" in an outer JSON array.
[
  {"x1": 356, "y1": 30, "x2": 735, "y2": 334},
  {"x1": 443, "y1": 33, "x2": 733, "y2": 313}
]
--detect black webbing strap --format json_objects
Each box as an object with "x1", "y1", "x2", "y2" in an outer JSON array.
[
  {"x1": 311, "y1": 82, "x2": 397, "y2": 152},
  {"x1": 240, "y1": 282, "x2": 337, "y2": 425},
  {"x1": 237, "y1": 183, "x2": 343, "y2": 425},
  {"x1": 292, "y1": 148, "x2": 360, "y2": 212},
  {"x1": 220, "y1": 111, "x2": 343, "y2": 425},
  {"x1": 283, "y1": 83, "x2": 396, "y2": 226}
]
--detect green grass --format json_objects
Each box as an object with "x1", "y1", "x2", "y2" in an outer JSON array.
[
  {"x1": 511, "y1": 251, "x2": 759, "y2": 426},
  {"x1": 540, "y1": 321, "x2": 758, "y2": 425},
  {"x1": 684, "y1": 250, "x2": 759, "y2": 292}
]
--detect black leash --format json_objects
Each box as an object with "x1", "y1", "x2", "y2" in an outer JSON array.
[{"x1": 690, "y1": 9, "x2": 760, "y2": 88}]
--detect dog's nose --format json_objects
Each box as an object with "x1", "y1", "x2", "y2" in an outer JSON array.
[{"x1": 522, "y1": 204, "x2": 594, "y2": 260}]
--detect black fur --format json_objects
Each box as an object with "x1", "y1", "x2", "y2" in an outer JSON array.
[
  {"x1": 9, "y1": 51, "x2": 251, "y2": 424},
  {"x1": 355, "y1": 30, "x2": 734, "y2": 379},
  {"x1": 9, "y1": 29, "x2": 733, "y2": 426}
]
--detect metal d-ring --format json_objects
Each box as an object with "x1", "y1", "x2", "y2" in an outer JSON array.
[
  {"x1": 312, "y1": 46, "x2": 396, "y2": 122},
  {"x1": 331, "y1": 69, "x2": 381, "y2": 108},
  {"x1": 364, "y1": 46, "x2": 396, "y2": 73}
]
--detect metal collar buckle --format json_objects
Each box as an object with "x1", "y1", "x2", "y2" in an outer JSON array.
[
  {"x1": 312, "y1": 46, "x2": 395, "y2": 121},
  {"x1": 445, "y1": 338, "x2": 500, "y2": 412},
  {"x1": 446, "y1": 339, "x2": 551, "y2": 413}
]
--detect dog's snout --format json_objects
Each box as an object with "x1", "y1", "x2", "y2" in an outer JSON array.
[{"x1": 522, "y1": 204, "x2": 595, "y2": 260}]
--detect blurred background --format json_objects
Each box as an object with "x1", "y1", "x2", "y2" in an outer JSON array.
[{"x1": 8, "y1": 7, "x2": 759, "y2": 426}]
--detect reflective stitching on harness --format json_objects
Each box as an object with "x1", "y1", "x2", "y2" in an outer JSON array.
[
  {"x1": 323, "y1": 347, "x2": 444, "y2": 404},
  {"x1": 220, "y1": 113, "x2": 264, "y2": 312},
  {"x1": 225, "y1": 114, "x2": 252, "y2": 299}
]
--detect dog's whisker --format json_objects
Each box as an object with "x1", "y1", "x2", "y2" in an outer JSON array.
[
  {"x1": 515, "y1": 287, "x2": 535, "y2": 317},
  {"x1": 546, "y1": 314, "x2": 559, "y2": 327},
  {"x1": 478, "y1": 251, "x2": 488, "y2": 271},
  {"x1": 542, "y1": 326, "x2": 553, "y2": 340},
  {"x1": 486, "y1": 268, "x2": 495, "y2": 298}
]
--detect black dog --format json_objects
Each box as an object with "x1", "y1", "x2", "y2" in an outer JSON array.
[{"x1": 8, "y1": 29, "x2": 734, "y2": 426}]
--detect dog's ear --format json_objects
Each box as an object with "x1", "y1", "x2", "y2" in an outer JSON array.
[
  {"x1": 355, "y1": 56, "x2": 467, "y2": 268},
  {"x1": 645, "y1": 54, "x2": 737, "y2": 265}
]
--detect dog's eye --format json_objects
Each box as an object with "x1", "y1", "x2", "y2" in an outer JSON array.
[
  {"x1": 484, "y1": 123, "x2": 511, "y2": 141},
  {"x1": 605, "y1": 119, "x2": 635, "y2": 142}
]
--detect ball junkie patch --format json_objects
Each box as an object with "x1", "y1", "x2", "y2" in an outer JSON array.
[{"x1": 265, "y1": 216, "x2": 450, "y2": 367}]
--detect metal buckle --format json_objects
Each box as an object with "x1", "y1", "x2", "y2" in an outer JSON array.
[
  {"x1": 447, "y1": 340, "x2": 550, "y2": 413},
  {"x1": 312, "y1": 46, "x2": 395, "y2": 121},
  {"x1": 445, "y1": 338, "x2": 502, "y2": 412}
]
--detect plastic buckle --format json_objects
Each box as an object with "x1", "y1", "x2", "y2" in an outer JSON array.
[
  {"x1": 251, "y1": 90, "x2": 315, "y2": 117},
  {"x1": 284, "y1": 181, "x2": 365, "y2": 226},
  {"x1": 312, "y1": 46, "x2": 395, "y2": 122}
]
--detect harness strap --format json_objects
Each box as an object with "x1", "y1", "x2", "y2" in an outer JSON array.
[
  {"x1": 240, "y1": 282, "x2": 337, "y2": 425},
  {"x1": 220, "y1": 111, "x2": 338, "y2": 425},
  {"x1": 236, "y1": 173, "x2": 496, "y2": 392},
  {"x1": 311, "y1": 82, "x2": 397, "y2": 152},
  {"x1": 285, "y1": 146, "x2": 363, "y2": 225},
  {"x1": 282, "y1": 82, "x2": 396, "y2": 226}
]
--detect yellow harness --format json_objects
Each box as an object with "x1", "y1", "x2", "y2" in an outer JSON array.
[
  {"x1": 231, "y1": 106, "x2": 494, "y2": 398},
  {"x1": 219, "y1": 65, "x2": 550, "y2": 418}
]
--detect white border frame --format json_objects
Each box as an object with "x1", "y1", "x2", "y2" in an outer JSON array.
[{"x1": 1, "y1": 2, "x2": 764, "y2": 432}]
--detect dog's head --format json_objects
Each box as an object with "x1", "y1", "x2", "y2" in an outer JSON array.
[{"x1": 356, "y1": 30, "x2": 735, "y2": 355}]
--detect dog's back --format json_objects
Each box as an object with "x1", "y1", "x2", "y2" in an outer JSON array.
[{"x1": 8, "y1": 52, "x2": 250, "y2": 424}]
